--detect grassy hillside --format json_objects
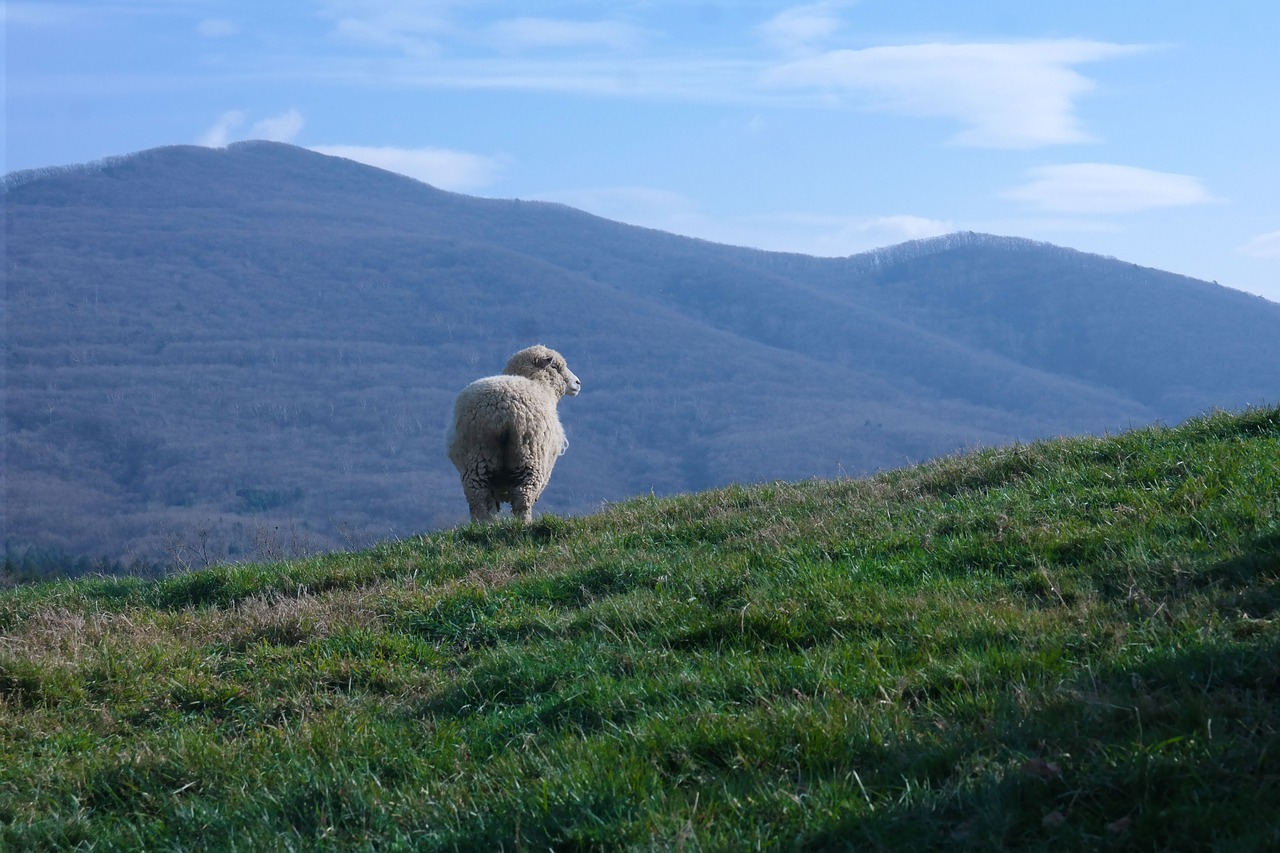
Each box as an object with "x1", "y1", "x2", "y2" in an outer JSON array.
[{"x1": 2, "y1": 406, "x2": 1278, "y2": 850}]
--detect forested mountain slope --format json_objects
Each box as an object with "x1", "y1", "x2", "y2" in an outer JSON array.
[{"x1": 5, "y1": 142, "x2": 1279, "y2": 565}]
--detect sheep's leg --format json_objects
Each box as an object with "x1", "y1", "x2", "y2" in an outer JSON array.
[
  {"x1": 509, "y1": 465, "x2": 545, "y2": 522},
  {"x1": 468, "y1": 495, "x2": 500, "y2": 523},
  {"x1": 511, "y1": 494, "x2": 535, "y2": 522},
  {"x1": 462, "y1": 481, "x2": 500, "y2": 523}
]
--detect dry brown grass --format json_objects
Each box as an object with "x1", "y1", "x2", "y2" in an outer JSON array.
[{"x1": 2, "y1": 578, "x2": 402, "y2": 666}]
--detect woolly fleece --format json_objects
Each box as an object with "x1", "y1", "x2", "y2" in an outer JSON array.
[{"x1": 447, "y1": 345, "x2": 581, "y2": 522}]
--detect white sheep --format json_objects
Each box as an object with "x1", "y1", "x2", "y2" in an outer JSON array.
[{"x1": 446, "y1": 345, "x2": 581, "y2": 522}]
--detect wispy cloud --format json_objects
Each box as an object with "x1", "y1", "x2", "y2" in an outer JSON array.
[
  {"x1": 762, "y1": 40, "x2": 1151, "y2": 148},
  {"x1": 306, "y1": 3, "x2": 756, "y2": 100},
  {"x1": 757, "y1": 212, "x2": 954, "y2": 255},
  {"x1": 321, "y1": 3, "x2": 646, "y2": 56},
  {"x1": 25, "y1": 7, "x2": 1158, "y2": 160},
  {"x1": 198, "y1": 110, "x2": 247, "y2": 147},
  {"x1": 486, "y1": 18, "x2": 644, "y2": 52},
  {"x1": 205, "y1": 6, "x2": 1150, "y2": 153},
  {"x1": 757, "y1": 3, "x2": 849, "y2": 54},
  {"x1": 309, "y1": 145, "x2": 506, "y2": 191},
  {"x1": 531, "y1": 185, "x2": 951, "y2": 256},
  {"x1": 251, "y1": 109, "x2": 304, "y2": 142},
  {"x1": 321, "y1": 1, "x2": 452, "y2": 58},
  {"x1": 1002, "y1": 163, "x2": 1217, "y2": 214},
  {"x1": 1238, "y1": 229, "x2": 1280, "y2": 259},
  {"x1": 199, "y1": 109, "x2": 304, "y2": 148}
]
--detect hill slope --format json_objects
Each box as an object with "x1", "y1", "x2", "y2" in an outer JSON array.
[
  {"x1": 2, "y1": 406, "x2": 1278, "y2": 849},
  {"x1": 5, "y1": 141, "x2": 1280, "y2": 564}
]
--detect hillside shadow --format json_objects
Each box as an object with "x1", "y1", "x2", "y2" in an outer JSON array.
[
  {"x1": 1204, "y1": 531, "x2": 1280, "y2": 592},
  {"x1": 452, "y1": 515, "x2": 574, "y2": 548},
  {"x1": 794, "y1": 626, "x2": 1280, "y2": 849},
  {"x1": 791, "y1": 535, "x2": 1280, "y2": 849}
]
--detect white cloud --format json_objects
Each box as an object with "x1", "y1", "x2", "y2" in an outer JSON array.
[
  {"x1": 309, "y1": 145, "x2": 506, "y2": 191},
  {"x1": 323, "y1": 3, "x2": 644, "y2": 57},
  {"x1": 842, "y1": 214, "x2": 954, "y2": 246},
  {"x1": 251, "y1": 109, "x2": 305, "y2": 143},
  {"x1": 198, "y1": 110, "x2": 247, "y2": 147},
  {"x1": 322, "y1": 1, "x2": 451, "y2": 58},
  {"x1": 531, "y1": 186, "x2": 951, "y2": 257},
  {"x1": 1238, "y1": 230, "x2": 1280, "y2": 259},
  {"x1": 332, "y1": 18, "x2": 438, "y2": 58},
  {"x1": 199, "y1": 109, "x2": 303, "y2": 147},
  {"x1": 487, "y1": 18, "x2": 643, "y2": 52},
  {"x1": 757, "y1": 3, "x2": 847, "y2": 54},
  {"x1": 753, "y1": 212, "x2": 954, "y2": 256},
  {"x1": 1002, "y1": 163, "x2": 1217, "y2": 214},
  {"x1": 763, "y1": 40, "x2": 1150, "y2": 148},
  {"x1": 197, "y1": 18, "x2": 239, "y2": 38}
]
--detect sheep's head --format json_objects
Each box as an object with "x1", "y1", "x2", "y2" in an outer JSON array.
[{"x1": 504, "y1": 345, "x2": 581, "y2": 398}]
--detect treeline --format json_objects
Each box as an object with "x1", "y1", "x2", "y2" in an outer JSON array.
[{"x1": 2, "y1": 544, "x2": 166, "y2": 588}]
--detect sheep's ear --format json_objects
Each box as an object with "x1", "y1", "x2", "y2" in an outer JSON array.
[{"x1": 534, "y1": 355, "x2": 554, "y2": 369}]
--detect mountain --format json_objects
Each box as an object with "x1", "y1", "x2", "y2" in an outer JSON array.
[{"x1": 5, "y1": 141, "x2": 1280, "y2": 566}]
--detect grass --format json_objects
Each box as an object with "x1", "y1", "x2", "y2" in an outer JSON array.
[{"x1": 2, "y1": 405, "x2": 1278, "y2": 850}]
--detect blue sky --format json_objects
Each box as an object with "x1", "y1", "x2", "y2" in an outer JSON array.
[{"x1": 6, "y1": 1, "x2": 1279, "y2": 302}]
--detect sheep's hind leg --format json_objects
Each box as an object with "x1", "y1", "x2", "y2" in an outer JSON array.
[
  {"x1": 462, "y1": 481, "x2": 500, "y2": 523},
  {"x1": 511, "y1": 490, "x2": 536, "y2": 522}
]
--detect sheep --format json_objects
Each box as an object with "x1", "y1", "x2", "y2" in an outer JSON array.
[{"x1": 446, "y1": 345, "x2": 581, "y2": 522}]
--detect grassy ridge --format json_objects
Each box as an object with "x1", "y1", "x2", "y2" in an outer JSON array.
[{"x1": 2, "y1": 406, "x2": 1278, "y2": 850}]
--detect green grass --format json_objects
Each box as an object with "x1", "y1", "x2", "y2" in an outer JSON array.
[{"x1": 3, "y1": 406, "x2": 1278, "y2": 851}]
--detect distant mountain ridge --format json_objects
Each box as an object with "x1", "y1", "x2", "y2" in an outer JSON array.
[{"x1": 5, "y1": 141, "x2": 1280, "y2": 566}]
